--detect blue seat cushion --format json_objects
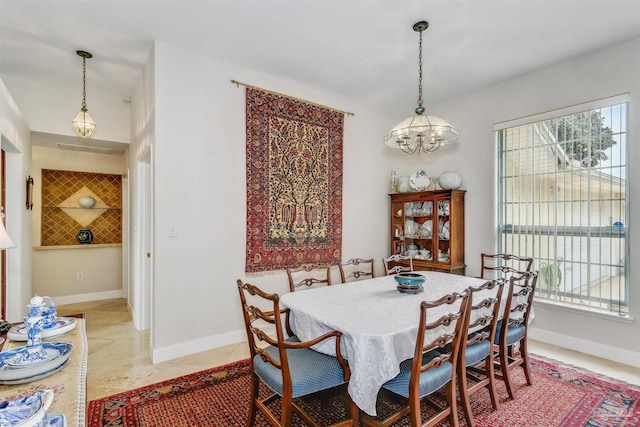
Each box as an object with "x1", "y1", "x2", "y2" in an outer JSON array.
[
  {"x1": 494, "y1": 320, "x2": 525, "y2": 346},
  {"x1": 382, "y1": 351, "x2": 452, "y2": 399},
  {"x1": 465, "y1": 339, "x2": 492, "y2": 367},
  {"x1": 253, "y1": 341, "x2": 347, "y2": 398}
]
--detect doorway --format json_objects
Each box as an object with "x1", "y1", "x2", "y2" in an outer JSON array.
[{"x1": 131, "y1": 147, "x2": 152, "y2": 335}]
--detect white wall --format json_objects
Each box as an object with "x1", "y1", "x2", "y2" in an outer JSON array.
[
  {"x1": 430, "y1": 38, "x2": 640, "y2": 366},
  {"x1": 1, "y1": 75, "x2": 130, "y2": 143},
  {"x1": 0, "y1": 78, "x2": 33, "y2": 322},
  {"x1": 148, "y1": 41, "x2": 403, "y2": 362},
  {"x1": 30, "y1": 146, "x2": 126, "y2": 302}
]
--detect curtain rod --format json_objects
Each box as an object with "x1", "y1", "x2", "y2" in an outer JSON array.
[{"x1": 230, "y1": 79, "x2": 355, "y2": 116}]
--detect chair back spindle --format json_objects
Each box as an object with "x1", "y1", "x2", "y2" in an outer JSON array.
[
  {"x1": 382, "y1": 254, "x2": 413, "y2": 275},
  {"x1": 339, "y1": 258, "x2": 375, "y2": 283},
  {"x1": 287, "y1": 263, "x2": 332, "y2": 292}
]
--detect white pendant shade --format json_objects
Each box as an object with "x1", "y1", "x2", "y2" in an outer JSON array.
[
  {"x1": 384, "y1": 112, "x2": 459, "y2": 154},
  {"x1": 72, "y1": 109, "x2": 96, "y2": 138}
]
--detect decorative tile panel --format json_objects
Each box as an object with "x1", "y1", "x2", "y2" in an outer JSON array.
[{"x1": 41, "y1": 169, "x2": 122, "y2": 246}]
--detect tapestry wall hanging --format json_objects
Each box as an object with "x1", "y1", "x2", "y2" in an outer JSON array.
[{"x1": 245, "y1": 87, "x2": 344, "y2": 272}]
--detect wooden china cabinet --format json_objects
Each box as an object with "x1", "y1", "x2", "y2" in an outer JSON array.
[{"x1": 389, "y1": 190, "x2": 465, "y2": 275}]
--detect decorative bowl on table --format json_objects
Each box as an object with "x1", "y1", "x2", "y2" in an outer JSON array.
[
  {"x1": 0, "y1": 342, "x2": 73, "y2": 384},
  {"x1": 394, "y1": 273, "x2": 426, "y2": 287}
]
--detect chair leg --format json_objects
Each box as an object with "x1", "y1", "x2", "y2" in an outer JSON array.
[
  {"x1": 446, "y1": 380, "x2": 460, "y2": 427},
  {"x1": 281, "y1": 394, "x2": 293, "y2": 426},
  {"x1": 521, "y1": 338, "x2": 533, "y2": 386},
  {"x1": 247, "y1": 373, "x2": 259, "y2": 427},
  {"x1": 408, "y1": 393, "x2": 422, "y2": 427},
  {"x1": 348, "y1": 394, "x2": 361, "y2": 426},
  {"x1": 485, "y1": 356, "x2": 500, "y2": 411},
  {"x1": 458, "y1": 363, "x2": 474, "y2": 427},
  {"x1": 499, "y1": 343, "x2": 515, "y2": 400}
]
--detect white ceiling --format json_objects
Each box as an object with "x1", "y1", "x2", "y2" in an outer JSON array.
[{"x1": 1, "y1": 0, "x2": 640, "y2": 125}]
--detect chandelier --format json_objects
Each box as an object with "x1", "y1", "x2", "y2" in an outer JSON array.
[
  {"x1": 72, "y1": 50, "x2": 97, "y2": 138},
  {"x1": 384, "y1": 21, "x2": 459, "y2": 154}
]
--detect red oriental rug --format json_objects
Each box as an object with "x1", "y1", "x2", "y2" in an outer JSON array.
[
  {"x1": 87, "y1": 357, "x2": 640, "y2": 427},
  {"x1": 244, "y1": 87, "x2": 344, "y2": 272}
]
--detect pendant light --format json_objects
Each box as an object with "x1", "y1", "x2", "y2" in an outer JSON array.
[
  {"x1": 384, "y1": 21, "x2": 459, "y2": 154},
  {"x1": 72, "y1": 50, "x2": 97, "y2": 138}
]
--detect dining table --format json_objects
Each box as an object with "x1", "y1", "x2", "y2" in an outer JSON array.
[
  {"x1": 0, "y1": 315, "x2": 88, "y2": 426},
  {"x1": 279, "y1": 271, "x2": 496, "y2": 416}
]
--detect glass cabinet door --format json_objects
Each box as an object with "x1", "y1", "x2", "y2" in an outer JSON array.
[{"x1": 436, "y1": 199, "x2": 451, "y2": 263}]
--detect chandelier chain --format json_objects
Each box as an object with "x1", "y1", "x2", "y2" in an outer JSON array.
[
  {"x1": 417, "y1": 28, "x2": 423, "y2": 109},
  {"x1": 81, "y1": 56, "x2": 87, "y2": 110}
]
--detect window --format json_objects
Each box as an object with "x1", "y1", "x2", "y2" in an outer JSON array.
[{"x1": 495, "y1": 96, "x2": 628, "y2": 315}]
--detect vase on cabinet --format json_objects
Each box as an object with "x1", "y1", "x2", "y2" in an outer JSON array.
[
  {"x1": 397, "y1": 176, "x2": 411, "y2": 193},
  {"x1": 438, "y1": 171, "x2": 462, "y2": 190}
]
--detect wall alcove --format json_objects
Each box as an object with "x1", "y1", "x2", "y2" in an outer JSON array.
[{"x1": 41, "y1": 169, "x2": 122, "y2": 246}]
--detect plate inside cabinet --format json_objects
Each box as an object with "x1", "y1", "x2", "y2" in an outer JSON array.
[{"x1": 410, "y1": 170, "x2": 431, "y2": 191}]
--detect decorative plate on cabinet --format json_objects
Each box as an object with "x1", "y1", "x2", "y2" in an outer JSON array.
[{"x1": 409, "y1": 170, "x2": 431, "y2": 191}]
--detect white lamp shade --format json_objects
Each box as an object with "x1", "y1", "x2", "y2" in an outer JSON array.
[
  {"x1": 0, "y1": 222, "x2": 16, "y2": 249},
  {"x1": 384, "y1": 113, "x2": 460, "y2": 148},
  {"x1": 72, "y1": 109, "x2": 96, "y2": 138}
]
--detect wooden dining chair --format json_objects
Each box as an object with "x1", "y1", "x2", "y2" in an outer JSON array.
[
  {"x1": 382, "y1": 254, "x2": 413, "y2": 276},
  {"x1": 458, "y1": 278, "x2": 506, "y2": 427},
  {"x1": 361, "y1": 290, "x2": 470, "y2": 427},
  {"x1": 236, "y1": 280, "x2": 358, "y2": 427},
  {"x1": 480, "y1": 253, "x2": 533, "y2": 280},
  {"x1": 493, "y1": 270, "x2": 539, "y2": 399},
  {"x1": 287, "y1": 263, "x2": 332, "y2": 292},
  {"x1": 339, "y1": 258, "x2": 375, "y2": 283}
]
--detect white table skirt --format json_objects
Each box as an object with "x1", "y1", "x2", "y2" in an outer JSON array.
[{"x1": 280, "y1": 271, "x2": 492, "y2": 416}]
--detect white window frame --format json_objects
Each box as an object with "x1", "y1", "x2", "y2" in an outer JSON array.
[{"x1": 493, "y1": 94, "x2": 630, "y2": 317}]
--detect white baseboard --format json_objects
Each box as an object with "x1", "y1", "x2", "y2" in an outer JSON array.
[
  {"x1": 53, "y1": 289, "x2": 124, "y2": 306},
  {"x1": 529, "y1": 326, "x2": 640, "y2": 368},
  {"x1": 151, "y1": 329, "x2": 246, "y2": 364}
]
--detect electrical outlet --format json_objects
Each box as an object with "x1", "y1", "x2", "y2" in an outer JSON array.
[{"x1": 76, "y1": 272, "x2": 84, "y2": 280}]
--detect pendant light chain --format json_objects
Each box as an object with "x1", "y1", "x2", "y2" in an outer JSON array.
[
  {"x1": 72, "y1": 50, "x2": 96, "y2": 138},
  {"x1": 81, "y1": 56, "x2": 87, "y2": 111},
  {"x1": 417, "y1": 28, "x2": 423, "y2": 110}
]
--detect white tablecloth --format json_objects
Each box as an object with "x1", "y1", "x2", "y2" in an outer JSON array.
[{"x1": 280, "y1": 271, "x2": 490, "y2": 416}]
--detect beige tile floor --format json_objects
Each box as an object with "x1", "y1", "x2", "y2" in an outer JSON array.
[{"x1": 57, "y1": 298, "x2": 640, "y2": 402}]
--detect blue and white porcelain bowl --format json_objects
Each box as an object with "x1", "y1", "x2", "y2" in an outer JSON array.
[
  {"x1": 0, "y1": 389, "x2": 53, "y2": 427},
  {"x1": 394, "y1": 273, "x2": 426, "y2": 287}
]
